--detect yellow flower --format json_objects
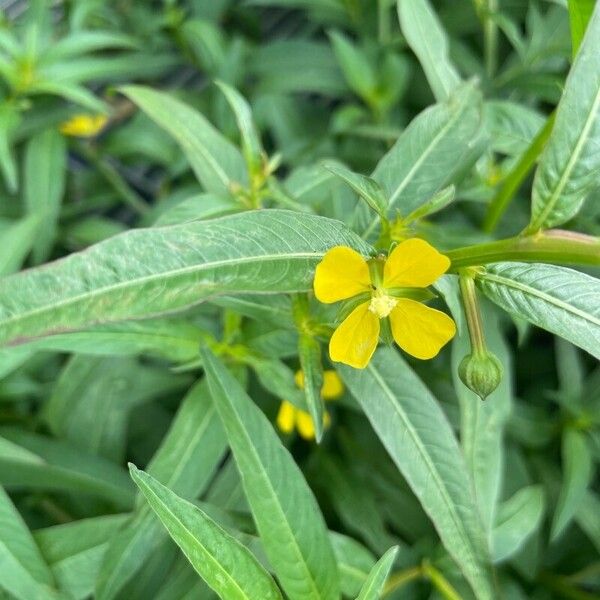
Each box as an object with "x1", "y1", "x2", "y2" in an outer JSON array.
[
  {"x1": 313, "y1": 238, "x2": 456, "y2": 369},
  {"x1": 59, "y1": 114, "x2": 108, "y2": 137},
  {"x1": 276, "y1": 370, "x2": 344, "y2": 440}
]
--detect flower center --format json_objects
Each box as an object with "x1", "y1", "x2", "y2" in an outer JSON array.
[{"x1": 368, "y1": 289, "x2": 398, "y2": 318}]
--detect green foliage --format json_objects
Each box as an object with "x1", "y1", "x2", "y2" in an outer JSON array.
[{"x1": 0, "y1": 2, "x2": 598, "y2": 600}]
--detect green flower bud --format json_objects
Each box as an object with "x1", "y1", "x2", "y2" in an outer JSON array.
[{"x1": 459, "y1": 351, "x2": 503, "y2": 400}]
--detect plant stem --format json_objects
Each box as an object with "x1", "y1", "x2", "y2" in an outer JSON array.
[
  {"x1": 483, "y1": 0, "x2": 498, "y2": 78},
  {"x1": 538, "y1": 571, "x2": 600, "y2": 600},
  {"x1": 459, "y1": 272, "x2": 486, "y2": 354},
  {"x1": 382, "y1": 566, "x2": 422, "y2": 596},
  {"x1": 447, "y1": 229, "x2": 600, "y2": 270},
  {"x1": 483, "y1": 111, "x2": 556, "y2": 233}
]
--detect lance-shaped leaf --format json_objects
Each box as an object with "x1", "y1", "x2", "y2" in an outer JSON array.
[
  {"x1": 550, "y1": 428, "x2": 592, "y2": 541},
  {"x1": 24, "y1": 128, "x2": 66, "y2": 264},
  {"x1": 298, "y1": 334, "x2": 325, "y2": 442},
  {"x1": 0, "y1": 210, "x2": 371, "y2": 348},
  {"x1": 216, "y1": 81, "x2": 264, "y2": 178},
  {"x1": 0, "y1": 429, "x2": 133, "y2": 509},
  {"x1": 0, "y1": 486, "x2": 60, "y2": 600},
  {"x1": 397, "y1": 0, "x2": 461, "y2": 102},
  {"x1": 96, "y1": 381, "x2": 227, "y2": 600},
  {"x1": 357, "y1": 82, "x2": 484, "y2": 236},
  {"x1": 477, "y1": 263, "x2": 600, "y2": 360},
  {"x1": 339, "y1": 348, "x2": 495, "y2": 600},
  {"x1": 130, "y1": 465, "x2": 283, "y2": 600},
  {"x1": 35, "y1": 514, "x2": 129, "y2": 600},
  {"x1": 201, "y1": 348, "x2": 340, "y2": 600},
  {"x1": 122, "y1": 85, "x2": 247, "y2": 194},
  {"x1": 527, "y1": 2, "x2": 600, "y2": 231},
  {"x1": 355, "y1": 546, "x2": 398, "y2": 600},
  {"x1": 451, "y1": 303, "x2": 512, "y2": 534},
  {"x1": 492, "y1": 486, "x2": 545, "y2": 563},
  {"x1": 568, "y1": 0, "x2": 595, "y2": 57}
]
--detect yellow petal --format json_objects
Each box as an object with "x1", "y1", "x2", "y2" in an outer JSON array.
[
  {"x1": 59, "y1": 114, "x2": 108, "y2": 137},
  {"x1": 383, "y1": 238, "x2": 450, "y2": 288},
  {"x1": 314, "y1": 246, "x2": 371, "y2": 303},
  {"x1": 321, "y1": 370, "x2": 344, "y2": 400},
  {"x1": 295, "y1": 410, "x2": 316, "y2": 440},
  {"x1": 389, "y1": 299, "x2": 456, "y2": 360},
  {"x1": 276, "y1": 401, "x2": 296, "y2": 434},
  {"x1": 329, "y1": 302, "x2": 380, "y2": 369}
]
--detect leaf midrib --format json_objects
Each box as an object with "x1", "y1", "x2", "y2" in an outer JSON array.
[
  {"x1": 136, "y1": 477, "x2": 253, "y2": 600},
  {"x1": 531, "y1": 83, "x2": 600, "y2": 230},
  {"x1": 0, "y1": 251, "x2": 320, "y2": 336},
  {"x1": 213, "y1": 371, "x2": 325, "y2": 600}
]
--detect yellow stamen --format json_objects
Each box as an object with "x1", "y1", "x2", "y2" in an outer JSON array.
[{"x1": 368, "y1": 290, "x2": 398, "y2": 318}]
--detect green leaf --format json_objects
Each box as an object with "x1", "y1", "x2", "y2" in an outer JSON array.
[
  {"x1": 0, "y1": 103, "x2": 20, "y2": 192},
  {"x1": 35, "y1": 515, "x2": 129, "y2": 600},
  {"x1": 328, "y1": 31, "x2": 376, "y2": 101},
  {"x1": 527, "y1": 2, "x2": 600, "y2": 231},
  {"x1": 0, "y1": 485, "x2": 60, "y2": 600},
  {"x1": 0, "y1": 429, "x2": 134, "y2": 509},
  {"x1": 122, "y1": 85, "x2": 247, "y2": 194},
  {"x1": 96, "y1": 380, "x2": 227, "y2": 600},
  {"x1": 355, "y1": 546, "x2": 398, "y2": 600},
  {"x1": 492, "y1": 486, "x2": 545, "y2": 563},
  {"x1": 330, "y1": 533, "x2": 376, "y2": 598},
  {"x1": 24, "y1": 128, "x2": 66, "y2": 263},
  {"x1": 339, "y1": 348, "x2": 495, "y2": 600},
  {"x1": 130, "y1": 465, "x2": 283, "y2": 600},
  {"x1": 0, "y1": 210, "x2": 371, "y2": 348},
  {"x1": 215, "y1": 81, "x2": 264, "y2": 178},
  {"x1": 477, "y1": 263, "x2": 600, "y2": 360},
  {"x1": 550, "y1": 428, "x2": 592, "y2": 541},
  {"x1": 153, "y1": 193, "x2": 239, "y2": 226},
  {"x1": 575, "y1": 491, "x2": 600, "y2": 553},
  {"x1": 322, "y1": 161, "x2": 388, "y2": 218},
  {"x1": 45, "y1": 356, "x2": 187, "y2": 461},
  {"x1": 359, "y1": 82, "x2": 484, "y2": 236},
  {"x1": 397, "y1": 0, "x2": 461, "y2": 102},
  {"x1": 0, "y1": 215, "x2": 41, "y2": 275},
  {"x1": 298, "y1": 334, "x2": 325, "y2": 442},
  {"x1": 451, "y1": 304, "x2": 512, "y2": 533},
  {"x1": 568, "y1": 0, "x2": 595, "y2": 57},
  {"x1": 201, "y1": 348, "x2": 340, "y2": 600}
]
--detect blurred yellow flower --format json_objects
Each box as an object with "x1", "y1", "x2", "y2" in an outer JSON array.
[
  {"x1": 276, "y1": 369, "x2": 343, "y2": 440},
  {"x1": 59, "y1": 114, "x2": 108, "y2": 137},
  {"x1": 313, "y1": 239, "x2": 456, "y2": 369}
]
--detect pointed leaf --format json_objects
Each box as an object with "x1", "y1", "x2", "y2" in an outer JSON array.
[
  {"x1": 339, "y1": 348, "x2": 495, "y2": 600},
  {"x1": 397, "y1": 0, "x2": 461, "y2": 101},
  {"x1": 355, "y1": 546, "x2": 398, "y2": 600},
  {"x1": 0, "y1": 486, "x2": 59, "y2": 600},
  {"x1": 130, "y1": 465, "x2": 283, "y2": 600},
  {"x1": 201, "y1": 348, "x2": 340, "y2": 600},
  {"x1": 492, "y1": 486, "x2": 545, "y2": 563},
  {"x1": 550, "y1": 428, "x2": 592, "y2": 540},
  {"x1": 527, "y1": 2, "x2": 600, "y2": 231},
  {"x1": 0, "y1": 210, "x2": 371, "y2": 348},
  {"x1": 122, "y1": 85, "x2": 247, "y2": 194}
]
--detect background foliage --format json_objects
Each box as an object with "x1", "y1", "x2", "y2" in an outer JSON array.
[{"x1": 0, "y1": 0, "x2": 599, "y2": 599}]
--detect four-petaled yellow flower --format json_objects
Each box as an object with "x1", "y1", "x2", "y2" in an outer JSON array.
[
  {"x1": 59, "y1": 114, "x2": 108, "y2": 138},
  {"x1": 277, "y1": 370, "x2": 344, "y2": 440},
  {"x1": 313, "y1": 238, "x2": 456, "y2": 369}
]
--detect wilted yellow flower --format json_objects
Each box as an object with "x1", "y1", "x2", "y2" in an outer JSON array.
[
  {"x1": 276, "y1": 370, "x2": 344, "y2": 440},
  {"x1": 313, "y1": 238, "x2": 456, "y2": 369},
  {"x1": 59, "y1": 114, "x2": 108, "y2": 137}
]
